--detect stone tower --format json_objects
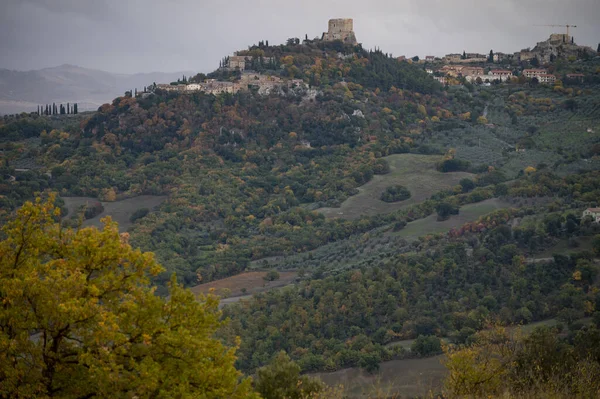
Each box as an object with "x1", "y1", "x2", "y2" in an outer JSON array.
[{"x1": 322, "y1": 18, "x2": 357, "y2": 45}]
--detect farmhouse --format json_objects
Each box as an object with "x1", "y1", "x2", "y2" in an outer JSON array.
[
  {"x1": 491, "y1": 69, "x2": 512, "y2": 78},
  {"x1": 523, "y1": 69, "x2": 547, "y2": 79},
  {"x1": 537, "y1": 74, "x2": 557, "y2": 84},
  {"x1": 583, "y1": 208, "x2": 600, "y2": 223},
  {"x1": 462, "y1": 66, "x2": 484, "y2": 76}
]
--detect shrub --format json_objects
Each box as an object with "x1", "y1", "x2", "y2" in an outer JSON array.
[
  {"x1": 130, "y1": 207, "x2": 150, "y2": 223},
  {"x1": 437, "y1": 158, "x2": 471, "y2": 172},
  {"x1": 84, "y1": 201, "x2": 104, "y2": 220},
  {"x1": 436, "y1": 202, "x2": 459, "y2": 221},
  {"x1": 264, "y1": 270, "x2": 280, "y2": 281},
  {"x1": 380, "y1": 185, "x2": 411, "y2": 203},
  {"x1": 411, "y1": 335, "x2": 442, "y2": 357}
]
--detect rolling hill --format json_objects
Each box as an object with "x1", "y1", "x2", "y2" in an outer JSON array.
[{"x1": 0, "y1": 64, "x2": 194, "y2": 115}]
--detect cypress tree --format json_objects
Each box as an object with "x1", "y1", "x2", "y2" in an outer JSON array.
[
  {"x1": 67, "y1": 103, "x2": 70, "y2": 114},
  {"x1": 597, "y1": 43, "x2": 600, "y2": 53}
]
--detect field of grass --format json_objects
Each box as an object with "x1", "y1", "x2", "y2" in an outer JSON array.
[
  {"x1": 61, "y1": 195, "x2": 167, "y2": 232},
  {"x1": 188, "y1": 271, "x2": 298, "y2": 299},
  {"x1": 392, "y1": 198, "x2": 512, "y2": 240},
  {"x1": 312, "y1": 355, "x2": 446, "y2": 399},
  {"x1": 318, "y1": 154, "x2": 473, "y2": 220}
]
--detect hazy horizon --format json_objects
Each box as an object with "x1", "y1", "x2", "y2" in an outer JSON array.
[{"x1": 1, "y1": 0, "x2": 599, "y2": 75}]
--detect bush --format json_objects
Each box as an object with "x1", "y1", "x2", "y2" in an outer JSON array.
[
  {"x1": 129, "y1": 207, "x2": 150, "y2": 223},
  {"x1": 437, "y1": 158, "x2": 471, "y2": 172},
  {"x1": 380, "y1": 185, "x2": 411, "y2": 203},
  {"x1": 459, "y1": 178, "x2": 476, "y2": 193},
  {"x1": 393, "y1": 220, "x2": 407, "y2": 232},
  {"x1": 83, "y1": 201, "x2": 104, "y2": 220},
  {"x1": 411, "y1": 335, "x2": 442, "y2": 357},
  {"x1": 436, "y1": 202, "x2": 459, "y2": 221},
  {"x1": 264, "y1": 270, "x2": 280, "y2": 281}
]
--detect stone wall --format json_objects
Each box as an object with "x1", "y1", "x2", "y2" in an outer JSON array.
[{"x1": 322, "y1": 18, "x2": 357, "y2": 44}]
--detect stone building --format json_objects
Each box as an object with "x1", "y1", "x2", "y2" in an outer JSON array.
[
  {"x1": 583, "y1": 208, "x2": 600, "y2": 223},
  {"x1": 322, "y1": 18, "x2": 357, "y2": 45},
  {"x1": 523, "y1": 69, "x2": 547, "y2": 79},
  {"x1": 228, "y1": 56, "x2": 248, "y2": 70}
]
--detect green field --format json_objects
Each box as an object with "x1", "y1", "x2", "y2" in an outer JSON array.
[
  {"x1": 393, "y1": 198, "x2": 512, "y2": 240},
  {"x1": 61, "y1": 195, "x2": 167, "y2": 232},
  {"x1": 318, "y1": 154, "x2": 473, "y2": 219},
  {"x1": 312, "y1": 355, "x2": 446, "y2": 399}
]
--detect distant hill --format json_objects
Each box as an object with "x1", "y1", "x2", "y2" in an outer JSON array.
[{"x1": 0, "y1": 64, "x2": 195, "y2": 115}]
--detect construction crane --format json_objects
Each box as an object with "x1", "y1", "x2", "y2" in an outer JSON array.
[{"x1": 534, "y1": 24, "x2": 577, "y2": 38}]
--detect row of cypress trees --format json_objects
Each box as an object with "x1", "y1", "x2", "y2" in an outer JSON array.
[{"x1": 37, "y1": 103, "x2": 78, "y2": 116}]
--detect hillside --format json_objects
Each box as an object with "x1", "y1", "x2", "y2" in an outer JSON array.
[
  {"x1": 0, "y1": 64, "x2": 194, "y2": 115},
  {"x1": 2, "y1": 34, "x2": 600, "y2": 394}
]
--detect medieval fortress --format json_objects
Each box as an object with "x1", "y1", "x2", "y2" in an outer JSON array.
[{"x1": 322, "y1": 18, "x2": 358, "y2": 45}]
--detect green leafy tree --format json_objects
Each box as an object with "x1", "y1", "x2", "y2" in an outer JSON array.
[
  {"x1": 254, "y1": 351, "x2": 325, "y2": 399},
  {"x1": 0, "y1": 196, "x2": 258, "y2": 399},
  {"x1": 411, "y1": 335, "x2": 442, "y2": 357},
  {"x1": 593, "y1": 234, "x2": 600, "y2": 255}
]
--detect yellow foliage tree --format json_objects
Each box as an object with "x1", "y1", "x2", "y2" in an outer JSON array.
[
  {"x1": 443, "y1": 327, "x2": 517, "y2": 397},
  {"x1": 0, "y1": 196, "x2": 258, "y2": 399},
  {"x1": 524, "y1": 166, "x2": 537, "y2": 174}
]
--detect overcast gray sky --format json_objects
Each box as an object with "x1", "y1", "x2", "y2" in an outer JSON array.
[{"x1": 1, "y1": 0, "x2": 598, "y2": 74}]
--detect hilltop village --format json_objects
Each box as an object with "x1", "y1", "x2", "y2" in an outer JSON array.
[
  {"x1": 138, "y1": 21, "x2": 597, "y2": 99},
  {"x1": 148, "y1": 19, "x2": 358, "y2": 96},
  {"x1": 409, "y1": 33, "x2": 597, "y2": 86}
]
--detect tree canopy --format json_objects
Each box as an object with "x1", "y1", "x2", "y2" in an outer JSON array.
[{"x1": 0, "y1": 196, "x2": 257, "y2": 399}]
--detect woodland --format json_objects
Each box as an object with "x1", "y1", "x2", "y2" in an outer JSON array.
[{"x1": 1, "y1": 38, "x2": 600, "y2": 398}]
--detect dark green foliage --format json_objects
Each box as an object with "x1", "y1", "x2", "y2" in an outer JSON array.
[
  {"x1": 437, "y1": 158, "x2": 471, "y2": 173},
  {"x1": 411, "y1": 335, "x2": 442, "y2": 357},
  {"x1": 0, "y1": 115, "x2": 50, "y2": 141},
  {"x1": 263, "y1": 270, "x2": 280, "y2": 281},
  {"x1": 129, "y1": 207, "x2": 150, "y2": 223},
  {"x1": 83, "y1": 201, "x2": 104, "y2": 220},
  {"x1": 436, "y1": 202, "x2": 459, "y2": 220},
  {"x1": 254, "y1": 352, "x2": 325, "y2": 399},
  {"x1": 459, "y1": 178, "x2": 476, "y2": 193},
  {"x1": 380, "y1": 185, "x2": 411, "y2": 203}
]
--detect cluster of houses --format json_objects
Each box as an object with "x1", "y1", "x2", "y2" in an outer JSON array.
[
  {"x1": 426, "y1": 65, "x2": 586, "y2": 86},
  {"x1": 156, "y1": 73, "x2": 306, "y2": 96}
]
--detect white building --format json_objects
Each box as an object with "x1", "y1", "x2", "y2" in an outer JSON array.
[
  {"x1": 186, "y1": 84, "x2": 203, "y2": 91},
  {"x1": 523, "y1": 69, "x2": 547, "y2": 79},
  {"x1": 490, "y1": 70, "x2": 513, "y2": 80},
  {"x1": 537, "y1": 74, "x2": 557, "y2": 84},
  {"x1": 583, "y1": 208, "x2": 600, "y2": 223}
]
